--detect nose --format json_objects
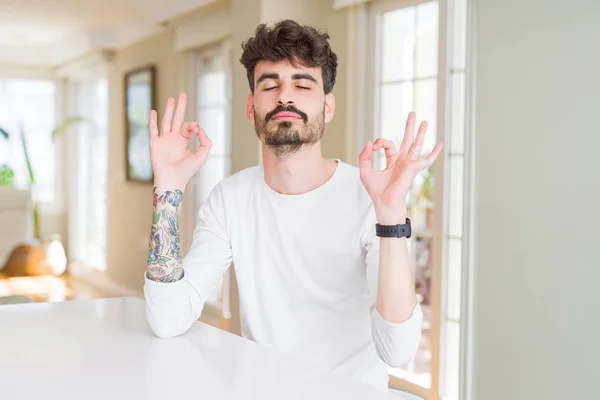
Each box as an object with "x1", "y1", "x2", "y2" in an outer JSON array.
[
  {"x1": 276, "y1": 83, "x2": 294, "y2": 107},
  {"x1": 277, "y1": 99, "x2": 294, "y2": 107}
]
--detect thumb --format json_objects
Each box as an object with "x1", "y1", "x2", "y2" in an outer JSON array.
[
  {"x1": 359, "y1": 141, "x2": 374, "y2": 175},
  {"x1": 180, "y1": 122, "x2": 198, "y2": 139},
  {"x1": 193, "y1": 128, "x2": 212, "y2": 161}
]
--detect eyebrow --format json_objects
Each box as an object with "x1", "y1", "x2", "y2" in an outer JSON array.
[
  {"x1": 256, "y1": 73, "x2": 279, "y2": 85},
  {"x1": 291, "y1": 73, "x2": 318, "y2": 84},
  {"x1": 256, "y1": 72, "x2": 318, "y2": 85}
]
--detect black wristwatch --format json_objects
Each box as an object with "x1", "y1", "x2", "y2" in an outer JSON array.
[{"x1": 375, "y1": 218, "x2": 411, "y2": 238}]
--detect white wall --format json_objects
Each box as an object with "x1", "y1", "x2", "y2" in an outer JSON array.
[
  {"x1": 106, "y1": 30, "x2": 180, "y2": 291},
  {"x1": 471, "y1": 0, "x2": 600, "y2": 399}
]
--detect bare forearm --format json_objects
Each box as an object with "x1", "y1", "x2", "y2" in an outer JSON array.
[
  {"x1": 146, "y1": 186, "x2": 185, "y2": 283},
  {"x1": 375, "y1": 211, "x2": 418, "y2": 323}
]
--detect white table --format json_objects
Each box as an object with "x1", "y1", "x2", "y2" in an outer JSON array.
[{"x1": 0, "y1": 297, "x2": 401, "y2": 400}]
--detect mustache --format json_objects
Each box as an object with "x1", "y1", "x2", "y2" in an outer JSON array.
[{"x1": 265, "y1": 105, "x2": 308, "y2": 124}]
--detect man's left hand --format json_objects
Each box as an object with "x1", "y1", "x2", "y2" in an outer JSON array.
[{"x1": 359, "y1": 112, "x2": 443, "y2": 225}]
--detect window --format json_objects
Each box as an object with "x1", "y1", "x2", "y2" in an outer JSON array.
[
  {"x1": 188, "y1": 43, "x2": 232, "y2": 316},
  {"x1": 195, "y1": 46, "x2": 232, "y2": 205},
  {"x1": 366, "y1": 0, "x2": 470, "y2": 398},
  {"x1": 68, "y1": 79, "x2": 109, "y2": 270},
  {"x1": 0, "y1": 79, "x2": 56, "y2": 203},
  {"x1": 370, "y1": 0, "x2": 440, "y2": 390}
]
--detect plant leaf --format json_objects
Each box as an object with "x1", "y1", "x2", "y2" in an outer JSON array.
[
  {"x1": 0, "y1": 126, "x2": 9, "y2": 140},
  {"x1": 152, "y1": 213, "x2": 160, "y2": 224},
  {"x1": 19, "y1": 124, "x2": 35, "y2": 185},
  {"x1": 51, "y1": 117, "x2": 85, "y2": 140},
  {"x1": 0, "y1": 164, "x2": 15, "y2": 186}
]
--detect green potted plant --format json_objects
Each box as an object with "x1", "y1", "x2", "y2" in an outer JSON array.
[
  {"x1": 0, "y1": 118, "x2": 84, "y2": 276},
  {"x1": 0, "y1": 118, "x2": 84, "y2": 239}
]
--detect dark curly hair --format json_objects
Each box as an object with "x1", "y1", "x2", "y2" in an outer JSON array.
[{"x1": 239, "y1": 19, "x2": 338, "y2": 94}]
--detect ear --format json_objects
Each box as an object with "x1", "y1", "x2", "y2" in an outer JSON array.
[
  {"x1": 246, "y1": 94, "x2": 255, "y2": 123},
  {"x1": 324, "y1": 93, "x2": 335, "y2": 123}
]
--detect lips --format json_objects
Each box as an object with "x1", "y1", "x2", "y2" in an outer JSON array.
[
  {"x1": 265, "y1": 106, "x2": 308, "y2": 123},
  {"x1": 272, "y1": 112, "x2": 302, "y2": 120}
]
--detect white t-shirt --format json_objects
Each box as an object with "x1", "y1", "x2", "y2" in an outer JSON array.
[{"x1": 144, "y1": 160, "x2": 423, "y2": 391}]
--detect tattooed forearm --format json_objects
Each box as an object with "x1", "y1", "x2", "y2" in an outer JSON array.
[{"x1": 146, "y1": 187, "x2": 184, "y2": 283}]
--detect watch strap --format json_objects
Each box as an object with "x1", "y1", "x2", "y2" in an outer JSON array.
[{"x1": 375, "y1": 218, "x2": 411, "y2": 238}]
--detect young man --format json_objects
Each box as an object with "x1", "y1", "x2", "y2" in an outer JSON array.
[{"x1": 144, "y1": 20, "x2": 442, "y2": 391}]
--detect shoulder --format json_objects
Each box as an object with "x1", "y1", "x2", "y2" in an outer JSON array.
[
  {"x1": 335, "y1": 161, "x2": 378, "y2": 242},
  {"x1": 198, "y1": 165, "x2": 261, "y2": 219},
  {"x1": 211, "y1": 165, "x2": 262, "y2": 198},
  {"x1": 335, "y1": 161, "x2": 373, "y2": 207}
]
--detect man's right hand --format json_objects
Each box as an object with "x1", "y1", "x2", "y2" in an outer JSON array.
[{"x1": 149, "y1": 92, "x2": 212, "y2": 190}]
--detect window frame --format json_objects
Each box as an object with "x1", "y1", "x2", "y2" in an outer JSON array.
[{"x1": 351, "y1": 0, "x2": 474, "y2": 398}]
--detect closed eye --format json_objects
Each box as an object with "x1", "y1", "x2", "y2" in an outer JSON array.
[
  {"x1": 297, "y1": 86, "x2": 310, "y2": 90},
  {"x1": 264, "y1": 86, "x2": 278, "y2": 91}
]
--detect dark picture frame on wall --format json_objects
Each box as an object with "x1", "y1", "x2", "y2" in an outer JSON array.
[{"x1": 125, "y1": 65, "x2": 156, "y2": 183}]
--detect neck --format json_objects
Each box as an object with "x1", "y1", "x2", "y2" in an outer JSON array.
[{"x1": 261, "y1": 142, "x2": 338, "y2": 195}]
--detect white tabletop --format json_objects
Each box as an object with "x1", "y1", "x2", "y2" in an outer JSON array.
[{"x1": 0, "y1": 297, "x2": 399, "y2": 400}]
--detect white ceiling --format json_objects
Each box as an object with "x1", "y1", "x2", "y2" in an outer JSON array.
[
  {"x1": 0, "y1": 0, "x2": 216, "y2": 67},
  {"x1": 0, "y1": 0, "x2": 140, "y2": 46}
]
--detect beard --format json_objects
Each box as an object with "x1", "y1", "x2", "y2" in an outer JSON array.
[{"x1": 254, "y1": 104, "x2": 325, "y2": 158}]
